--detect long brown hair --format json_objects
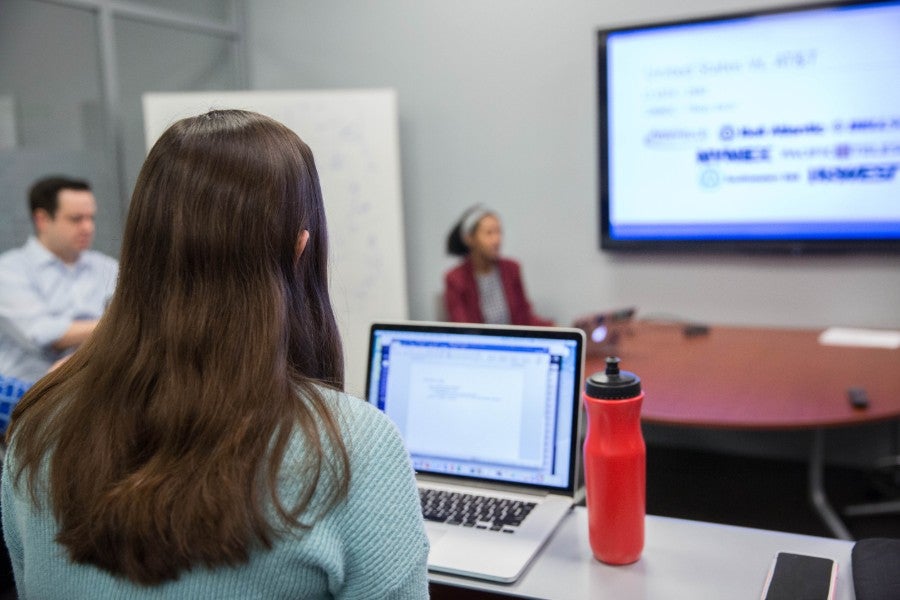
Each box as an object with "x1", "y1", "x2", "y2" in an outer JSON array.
[{"x1": 7, "y1": 110, "x2": 348, "y2": 585}]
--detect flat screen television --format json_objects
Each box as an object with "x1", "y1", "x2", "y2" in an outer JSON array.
[{"x1": 598, "y1": 0, "x2": 900, "y2": 253}]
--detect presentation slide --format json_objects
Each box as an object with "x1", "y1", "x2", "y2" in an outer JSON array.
[{"x1": 607, "y1": 3, "x2": 900, "y2": 237}]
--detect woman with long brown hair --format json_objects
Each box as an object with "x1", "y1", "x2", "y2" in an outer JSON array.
[{"x1": 2, "y1": 110, "x2": 429, "y2": 598}]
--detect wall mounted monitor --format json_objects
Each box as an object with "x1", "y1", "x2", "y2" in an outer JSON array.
[{"x1": 598, "y1": 0, "x2": 900, "y2": 252}]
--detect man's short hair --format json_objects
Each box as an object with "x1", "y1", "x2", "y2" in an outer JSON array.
[{"x1": 28, "y1": 176, "x2": 92, "y2": 218}]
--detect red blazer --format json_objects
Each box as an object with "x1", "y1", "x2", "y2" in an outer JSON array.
[{"x1": 443, "y1": 257, "x2": 552, "y2": 326}]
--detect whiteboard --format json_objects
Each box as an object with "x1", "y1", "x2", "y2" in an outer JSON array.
[{"x1": 143, "y1": 90, "x2": 408, "y2": 397}]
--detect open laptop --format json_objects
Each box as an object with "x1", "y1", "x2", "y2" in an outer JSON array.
[{"x1": 365, "y1": 321, "x2": 585, "y2": 583}]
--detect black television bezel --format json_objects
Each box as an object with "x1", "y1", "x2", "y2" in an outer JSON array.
[{"x1": 597, "y1": 0, "x2": 900, "y2": 254}]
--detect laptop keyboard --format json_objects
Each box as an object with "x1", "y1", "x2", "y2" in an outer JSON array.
[{"x1": 419, "y1": 488, "x2": 536, "y2": 533}]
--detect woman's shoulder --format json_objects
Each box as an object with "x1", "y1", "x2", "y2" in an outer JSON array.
[
  {"x1": 496, "y1": 257, "x2": 522, "y2": 275},
  {"x1": 308, "y1": 388, "x2": 418, "y2": 508},
  {"x1": 444, "y1": 258, "x2": 473, "y2": 279},
  {"x1": 497, "y1": 257, "x2": 521, "y2": 268},
  {"x1": 314, "y1": 387, "x2": 406, "y2": 456},
  {"x1": 280, "y1": 386, "x2": 413, "y2": 503},
  {"x1": 317, "y1": 387, "x2": 387, "y2": 425}
]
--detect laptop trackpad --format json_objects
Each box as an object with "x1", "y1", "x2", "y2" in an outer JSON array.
[{"x1": 426, "y1": 521, "x2": 547, "y2": 583}]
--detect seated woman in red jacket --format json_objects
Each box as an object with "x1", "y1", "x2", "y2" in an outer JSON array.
[{"x1": 443, "y1": 205, "x2": 553, "y2": 326}]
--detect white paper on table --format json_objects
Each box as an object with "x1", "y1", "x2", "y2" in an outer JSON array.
[{"x1": 818, "y1": 327, "x2": 900, "y2": 350}]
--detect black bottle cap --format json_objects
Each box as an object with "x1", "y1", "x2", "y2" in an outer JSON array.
[{"x1": 585, "y1": 357, "x2": 642, "y2": 400}]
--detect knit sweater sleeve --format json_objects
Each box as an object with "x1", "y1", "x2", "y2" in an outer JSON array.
[
  {"x1": 0, "y1": 391, "x2": 430, "y2": 599},
  {"x1": 325, "y1": 395, "x2": 430, "y2": 600},
  {"x1": 1, "y1": 449, "x2": 25, "y2": 588}
]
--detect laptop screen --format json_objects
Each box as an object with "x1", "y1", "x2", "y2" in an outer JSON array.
[{"x1": 365, "y1": 322, "x2": 584, "y2": 493}]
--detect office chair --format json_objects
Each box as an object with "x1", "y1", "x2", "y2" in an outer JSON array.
[
  {"x1": 852, "y1": 537, "x2": 900, "y2": 600},
  {"x1": 843, "y1": 422, "x2": 900, "y2": 518}
]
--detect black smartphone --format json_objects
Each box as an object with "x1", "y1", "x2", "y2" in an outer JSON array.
[{"x1": 761, "y1": 552, "x2": 837, "y2": 600}]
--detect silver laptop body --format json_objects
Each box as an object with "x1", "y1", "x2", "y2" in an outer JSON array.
[{"x1": 365, "y1": 321, "x2": 586, "y2": 583}]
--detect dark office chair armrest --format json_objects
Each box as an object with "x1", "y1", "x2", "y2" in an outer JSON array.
[{"x1": 852, "y1": 537, "x2": 900, "y2": 600}]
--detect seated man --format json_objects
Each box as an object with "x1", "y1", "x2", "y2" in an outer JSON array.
[{"x1": 0, "y1": 176, "x2": 118, "y2": 383}]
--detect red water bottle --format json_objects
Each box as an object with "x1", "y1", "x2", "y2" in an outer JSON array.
[{"x1": 583, "y1": 356, "x2": 645, "y2": 565}]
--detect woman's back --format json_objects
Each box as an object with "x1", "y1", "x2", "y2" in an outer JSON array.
[
  {"x1": 2, "y1": 110, "x2": 428, "y2": 598},
  {"x1": 2, "y1": 388, "x2": 427, "y2": 599}
]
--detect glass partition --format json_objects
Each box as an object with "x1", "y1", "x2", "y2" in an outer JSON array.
[{"x1": 0, "y1": 0, "x2": 243, "y2": 258}]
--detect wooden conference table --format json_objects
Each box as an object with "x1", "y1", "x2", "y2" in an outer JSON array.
[{"x1": 584, "y1": 320, "x2": 900, "y2": 540}]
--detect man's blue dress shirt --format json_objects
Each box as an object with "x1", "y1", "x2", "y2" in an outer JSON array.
[{"x1": 0, "y1": 236, "x2": 118, "y2": 382}]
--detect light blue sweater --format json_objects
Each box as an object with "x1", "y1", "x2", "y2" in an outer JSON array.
[{"x1": 1, "y1": 389, "x2": 430, "y2": 599}]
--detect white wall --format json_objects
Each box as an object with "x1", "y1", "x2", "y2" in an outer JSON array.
[{"x1": 245, "y1": 0, "x2": 900, "y2": 331}]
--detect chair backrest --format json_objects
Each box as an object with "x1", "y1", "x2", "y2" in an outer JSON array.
[
  {"x1": 852, "y1": 538, "x2": 900, "y2": 600},
  {"x1": 0, "y1": 374, "x2": 31, "y2": 435},
  {"x1": 0, "y1": 316, "x2": 37, "y2": 434}
]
